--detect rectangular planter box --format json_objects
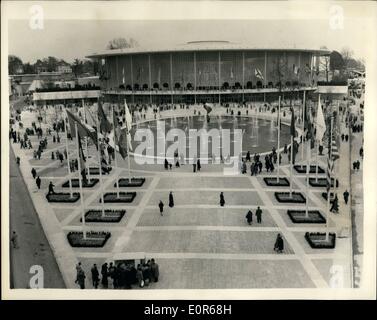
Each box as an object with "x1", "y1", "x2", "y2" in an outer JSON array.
[
  {"x1": 62, "y1": 178, "x2": 99, "y2": 188},
  {"x1": 67, "y1": 231, "x2": 111, "y2": 248},
  {"x1": 274, "y1": 192, "x2": 306, "y2": 203},
  {"x1": 115, "y1": 178, "x2": 146, "y2": 188},
  {"x1": 100, "y1": 192, "x2": 137, "y2": 203},
  {"x1": 294, "y1": 165, "x2": 325, "y2": 174},
  {"x1": 263, "y1": 177, "x2": 290, "y2": 187},
  {"x1": 308, "y1": 178, "x2": 338, "y2": 188},
  {"x1": 287, "y1": 210, "x2": 326, "y2": 223},
  {"x1": 81, "y1": 210, "x2": 126, "y2": 223},
  {"x1": 305, "y1": 232, "x2": 336, "y2": 249},
  {"x1": 46, "y1": 192, "x2": 80, "y2": 203}
]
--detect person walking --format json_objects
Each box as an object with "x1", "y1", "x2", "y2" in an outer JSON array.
[
  {"x1": 220, "y1": 192, "x2": 225, "y2": 207},
  {"x1": 10, "y1": 231, "x2": 19, "y2": 249},
  {"x1": 246, "y1": 210, "x2": 253, "y2": 225},
  {"x1": 48, "y1": 181, "x2": 55, "y2": 195},
  {"x1": 256, "y1": 206, "x2": 263, "y2": 223},
  {"x1": 31, "y1": 167, "x2": 37, "y2": 179},
  {"x1": 274, "y1": 233, "x2": 284, "y2": 253},
  {"x1": 343, "y1": 190, "x2": 350, "y2": 205},
  {"x1": 101, "y1": 263, "x2": 108, "y2": 288},
  {"x1": 136, "y1": 264, "x2": 144, "y2": 287},
  {"x1": 77, "y1": 269, "x2": 86, "y2": 289},
  {"x1": 36, "y1": 176, "x2": 41, "y2": 190},
  {"x1": 150, "y1": 258, "x2": 159, "y2": 282},
  {"x1": 91, "y1": 264, "x2": 100, "y2": 289},
  {"x1": 168, "y1": 191, "x2": 174, "y2": 208},
  {"x1": 159, "y1": 200, "x2": 164, "y2": 216},
  {"x1": 197, "y1": 159, "x2": 201, "y2": 172}
]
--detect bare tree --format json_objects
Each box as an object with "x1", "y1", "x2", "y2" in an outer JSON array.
[
  {"x1": 107, "y1": 37, "x2": 139, "y2": 50},
  {"x1": 340, "y1": 47, "x2": 354, "y2": 69}
]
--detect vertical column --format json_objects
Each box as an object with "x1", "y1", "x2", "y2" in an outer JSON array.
[
  {"x1": 116, "y1": 56, "x2": 119, "y2": 89},
  {"x1": 130, "y1": 55, "x2": 134, "y2": 104},
  {"x1": 194, "y1": 52, "x2": 197, "y2": 104},
  {"x1": 264, "y1": 51, "x2": 267, "y2": 102},
  {"x1": 242, "y1": 51, "x2": 245, "y2": 102},
  {"x1": 310, "y1": 53, "x2": 314, "y2": 87},
  {"x1": 218, "y1": 51, "x2": 221, "y2": 104},
  {"x1": 298, "y1": 52, "x2": 301, "y2": 85},
  {"x1": 148, "y1": 54, "x2": 152, "y2": 104},
  {"x1": 170, "y1": 53, "x2": 173, "y2": 104}
]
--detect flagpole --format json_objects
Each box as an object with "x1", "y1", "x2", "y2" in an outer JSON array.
[
  {"x1": 112, "y1": 105, "x2": 120, "y2": 198},
  {"x1": 82, "y1": 99, "x2": 91, "y2": 183},
  {"x1": 96, "y1": 102, "x2": 105, "y2": 217},
  {"x1": 124, "y1": 100, "x2": 132, "y2": 182},
  {"x1": 305, "y1": 104, "x2": 311, "y2": 218},
  {"x1": 301, "y1": 90, "x2": 306, "y2": 162},
  {"x1": 64, "y1": 111, "x2": 73, "y2": 198},
  {"x1": 290, "y1": 135, "x2": 293, "y2": 197},
  {"x1": 326, "y1": 116, "x2": 333, "y2": 242},
  {"x1": 75, "y1": 122, "x2": 86, "y2": 240},
  {"x1": 277, "y1": 96, "x2": 281, "y2": 183},
  {"x1": 316, "y1": 94, "x2": 321, "y2": 181}
]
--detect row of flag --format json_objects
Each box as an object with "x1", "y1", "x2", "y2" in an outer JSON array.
[{"x1": 66, "y1": 100, "x2": 134, "y2": 181}]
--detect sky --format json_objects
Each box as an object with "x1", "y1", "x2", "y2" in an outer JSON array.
[{"x1": 8, "y1": 18, "x2": 368, "y2": 64}]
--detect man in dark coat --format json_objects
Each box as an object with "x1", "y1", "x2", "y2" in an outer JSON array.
[
  {"x1": 256, "y1": 206, "x2": 263, "y2": 223},
  {"x1": 168, "y1": 191, "x2": 174, "y2": 208},
  {"x1": 220, "y1": 192, "x2": 225, "y2": 207},
  {"x1": 31, "y1": 168, "x2": 37, "y2": 179},
  {"x1": 159, "y1": 200, "x2": 164, "y2": 216},
  {"x1": 246, "y1": 210, "x2": 253, "y2": 225},
  {"x1": 197, "y1": 159, "x2": 201, "y2": 171},
  {"x1": 91, "y1": 264, "x2": 100, "y2": 289},
  {"x1": 36, "y1": 176, "x2": 41, "y2": 189},
  {"x1": 101, "y1": 263, "x2": 108, "y2": 288},
  {"x1": 343, "y1": 190, "x2": 350, "y2": 205},
  {"x1": 164, "y1": 158, "x2": 169, "y2": 170},
  {"x1": 150, "y1": 258, "x2": 159, "y2": 282},
  {"x1": 274, "y1": 233, "x2": 284, "y2": 253},
  {"x1": 48, "y1": 181, "x2": 55, "y2": 195}
]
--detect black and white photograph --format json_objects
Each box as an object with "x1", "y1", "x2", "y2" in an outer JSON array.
[{"x1": 1, "y1": 0, "x2": 376, "y2": 300}]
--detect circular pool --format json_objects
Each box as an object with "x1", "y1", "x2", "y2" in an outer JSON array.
[{"x1": 129, "y1": 115, "x2": 291, "y2": 159}]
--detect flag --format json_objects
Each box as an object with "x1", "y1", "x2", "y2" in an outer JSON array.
[
  {"x1": 230, "y1": 67, "x2": 234, "y2": 79},
  {"x1": 158, "y1": 68, "x2": 161, "y2": 84},
  {"x1": 97, "y1": 99, "x2": 112, "y2": 133},
  {"x1": 203, "y1": 103, "x2": 212, "y2": 115},
  {"x1": 293, "y1": 64, "x2": 300, "y2": 75},
  {"x1": 315, "y1": 98, "x2": 326, "y2": 142},
  {"x1": 66, "y1": 109, "x2": 97, "y2": 146},
  {"x1": 305, "y1": 64, "x2": 311, "y2": 74},
  {"x1": 290, "y1": 108, "x2": 296, "y2": 137},
  {"x1": 326, "y1": 154, "x2": 333, "y2": 192},
  {"x1": 84, "y1": 105, "x2": 97, "y2": 128},
  {"x1": 255, "y1": 68, "x2": 264, "y2": 80},
  {"x1": 124, "y1": 101, "x2": 132, "y2": 130},
  {"x1": 304, "y1": 104, "x2": 315, "y2": 148},
  {"x1": 122, "y1": 67, "x2": 125, "y2": 84},
  {"x1": 77, "y1": 131, "x2": 88, "y2": 184}
]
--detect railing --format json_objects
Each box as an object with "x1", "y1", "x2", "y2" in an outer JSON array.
[{"x1": 104, "y1": 86, "x2": 317, "y2": 95}]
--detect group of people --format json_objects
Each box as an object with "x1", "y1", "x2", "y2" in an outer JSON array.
[
  {"x1": 245, "y1": 206, "x2": 263, "y2": 225},
  {"x1": 158, "y1": 191, "x2": 174, "y2": 216},
  {"x1": 75, "y1": 259, "x2": 160, "y2": 289}
]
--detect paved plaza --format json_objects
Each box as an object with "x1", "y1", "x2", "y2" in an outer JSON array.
[{"x1": 9, "y1": 103, "x2": 358, "y2": 289}]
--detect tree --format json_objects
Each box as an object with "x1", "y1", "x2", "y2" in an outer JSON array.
[
  {"x1": 23, "y1": 62, "x2": 35, "y2": 74},
  {"x1": 340, "y1": 47, "x2": 354, "y2": 69},
  {"x1": 72, "y1": 58, "x2": 84, "y2": 77},
  {"x1": 329, "y1": 51, "x2": 345, "y2": 71},
  {"x1": 319, "y1": 46, "x2": 331, "y2": 82},
  {"x1": 8, "y1": 55, "x2": 23, "y2": 74},
  {"x1": 106, "y1": 37, "x2": 139, "y2": 50}
]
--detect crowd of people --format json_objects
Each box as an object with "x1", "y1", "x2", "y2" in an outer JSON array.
[{"x1": 75, "y1": 259, "x2": 160, "y2": 289}]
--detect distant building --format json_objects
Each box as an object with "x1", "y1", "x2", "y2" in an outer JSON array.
[{"x1": 57, "y1": 64, "x2": 73, "y2": 74}]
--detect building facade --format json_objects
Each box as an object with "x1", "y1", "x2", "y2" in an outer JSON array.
[{"x1": 88, "y1": 41, "x2": 330, "y2": 104}]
